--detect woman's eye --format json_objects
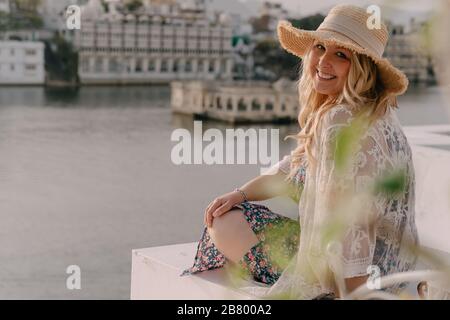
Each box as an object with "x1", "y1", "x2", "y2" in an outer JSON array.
[
  {"x1": 315, "y1": 44, "x2": 325, "y2": 50},
  {"x1": 336, "y1": 52, "x2": 347, "y2": 59}
]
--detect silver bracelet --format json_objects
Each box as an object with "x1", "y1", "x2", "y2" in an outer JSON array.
[{"x1": 234, "y1": 188, "x2": 249, "y2": 203}]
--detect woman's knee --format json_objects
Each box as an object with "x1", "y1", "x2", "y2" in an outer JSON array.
[{"x1": 207, "y1": 208, "x2": 259, "y2": 263}]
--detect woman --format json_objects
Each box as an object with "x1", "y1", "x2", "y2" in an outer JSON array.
[{"x1": 181, "y1": 4, "x2": 419, "y2": 299}]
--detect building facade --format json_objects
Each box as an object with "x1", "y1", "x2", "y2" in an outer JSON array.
[
  {"x1": 74, "y1": 0, "x2": 234, "y2": 84},
  {"x1": 0, "y1": 0, "x2": 10, "y2": 13},
  {"x1": 171, "y1": 78, "x2": 299, "y2": 123},
  {"x1": 0, "y1": 40, "x2": 45, "y2": 84},
  {"x1": 384, "y1": 19, "x2": 435, "y2": 84}
]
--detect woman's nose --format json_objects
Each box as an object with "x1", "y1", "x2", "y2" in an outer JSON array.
[{"x1": 318, "y1": 52, "x2": 333, "y2": 69}]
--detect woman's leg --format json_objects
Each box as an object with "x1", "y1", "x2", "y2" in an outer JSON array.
[{"x1": 207, "y1": 208, "x2": 259, "y2": 263}]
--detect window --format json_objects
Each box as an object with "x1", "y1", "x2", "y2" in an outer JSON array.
[
  {"x1": 216, "y1": 97, "x2": 222, "y2": 109},
  {"x1": 173, "y1": 60, "x2": 179, "y2": 72},
  {"x1": 221, "y1": 59, "x2": 227, "y2": 73},
  {"x1": 94, "y1": 57, "x2": 103, "y2": 72},
  {"x1": 238, "y1": 98, "x2": 246, "y2": 111},
  {"x1": 226, "y1": 98, "x2": 233, "y2": 111},
  {"x1": 148, "y1": 60, "x2": 155, "y2": 72},
  {"x1": 25, "y1": 64, "x2": 36, "y2": 71},
  {"x1": 208, "y1": 60, "x2": 215, "y2": 73},
  {"x1": 185, "y1": 60, "x2": 192, "y2": 72},
  {"x1": 251, "y1": 99, "x2": 261, "y2": 111},
  {"x1": 10, "y1": 64, "x2": 15, "y2": 71},
  {"x1": 265, "y1": 102, "x2": 274, "y2": 111},
  {"x1": 161, "y1": 60, "x2": 168, "y2": 72},
  {"x1": 81, "y1": 58, "x2": 89, "y2": 72},
  {"x1": 109, "y1": 58, "x2": 119, "y2": 72},
  {"x1": 135, "y1": 59, "x2": 143, "y2": 72},
  {"x1": 197, "y1": 60, "x2": 203, "y2": 72},
  {"x1": 25, "y1": 49, "x2": 36, "y2": 56}
]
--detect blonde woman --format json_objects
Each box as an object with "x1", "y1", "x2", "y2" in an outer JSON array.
[{"x1": 181, "y1": 4, "x2": 418, "y2": 299}]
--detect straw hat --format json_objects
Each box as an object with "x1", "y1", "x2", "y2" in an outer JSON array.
[{"x1": 277, "y1": 4, "x2": 408, "y2": 95}]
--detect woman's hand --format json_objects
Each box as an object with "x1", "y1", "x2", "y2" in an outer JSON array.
[{"x1": 204, "y1": 191, "x2": 246, "y2": 228}]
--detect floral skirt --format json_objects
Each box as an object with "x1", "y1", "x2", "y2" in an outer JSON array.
[{"x1": 180, "y1": 201, "x2": 300, "y2": 286}]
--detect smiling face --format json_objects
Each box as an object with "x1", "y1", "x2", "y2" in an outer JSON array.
[{"x1": 309, "y1": 40, "x2": 352, "y2": 96}]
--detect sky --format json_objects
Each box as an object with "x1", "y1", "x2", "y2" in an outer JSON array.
[{"x1": 240, "y1": 0, "x2": 443, "y2": 17}]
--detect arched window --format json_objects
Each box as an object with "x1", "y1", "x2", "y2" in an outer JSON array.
[
  {"x1": 251, "y1": 99, "x2": 261, "y2": 111},
  {"x1": 238, "y1": 98, "x2": 246, "y2": 111},
  {"x1": 208, "y1": 96, "x2": 214, "y2": 108},
  {"x1": 226, "y1": 98, "x2": 233, "y2": 110},
  {"x1": 216, "y1": 97, "x2": 222, "y2": 109},
  {"x1": 265, "y1": 101, "x2": 274, "y2": 111}
]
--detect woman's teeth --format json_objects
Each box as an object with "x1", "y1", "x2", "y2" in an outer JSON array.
[{"x1": 316, "y1": 70, "x2": 336, "y2": 80}]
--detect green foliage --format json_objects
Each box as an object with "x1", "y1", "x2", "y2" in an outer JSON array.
[
  {"x1": 289, "y1": 14, "x2": 326, "y2": 31},
  {"x1": 0, "y1": 11, "x2": 43, "y2": 31},
  {"x1": 253, "y1": 38, "x2": 300, "y2": 80},
  {"x1": 124, "y1": 0, "x2": 143, "y2": 12},
  {"x1": 250, "y1": 14, "x2": 325, "y2": 80},
  {"x1": 45, "y1": 33, "x2": 79, "y2": 82},
  {"x1": 375, "y1": 168, "x2": 408, "y2": 198}
]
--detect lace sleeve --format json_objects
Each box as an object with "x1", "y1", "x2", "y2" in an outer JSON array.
[
  {"x1": 266, "y1": 154, "x2": 291, "y2": 175},
  {"x1": 316, "y1": 110, "x2": 383, "y2": 279}
]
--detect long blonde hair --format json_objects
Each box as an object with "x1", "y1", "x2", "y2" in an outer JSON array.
[{"x1": 285, "y1": 46, "x2": 398, "y2": 180}]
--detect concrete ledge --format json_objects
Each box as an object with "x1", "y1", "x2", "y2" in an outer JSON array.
[{"x1": 130, "y1": 242, "x2": 264, "y2": 299}]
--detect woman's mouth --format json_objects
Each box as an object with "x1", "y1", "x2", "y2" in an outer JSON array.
[{"x1": 316, "y1": 69, "x2": 337, "y2": 80}]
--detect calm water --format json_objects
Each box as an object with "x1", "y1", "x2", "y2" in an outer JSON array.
[{"x1": 0, "y1": 85, "x2": 448, "y2": 299}]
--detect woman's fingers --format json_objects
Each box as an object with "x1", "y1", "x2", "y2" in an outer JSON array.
[
  {"x1": 204, "y1": 201, "x2": 215, "y2": 225},
  {"x1": 211, "y1": 201, "x2": 231, "y2": 218},
  {"x1": 205, "y1": 199, "x2": 221, "y2": 227}
]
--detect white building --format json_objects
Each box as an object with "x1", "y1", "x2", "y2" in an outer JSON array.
[
  {"x1": 384, "y1": 19, "x2": 435, "y2": 83},
  {"x1": 74, "y1": 0, "x2": 234, "y2": 84},
  {"x1": 0, "y1": 0, "x2": 10, "y2": 13},
  {"x1": 259, "y1": 1, "x2": 289, "y2": 32},
  {"x1": 171, "y1": 78, "x2": 299, "y2": 123},
  {"x1": 0, "y1": 41, "x2": 45, "y2": 85}
]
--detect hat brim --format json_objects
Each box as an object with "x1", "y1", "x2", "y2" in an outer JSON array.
[{"x1": 277, "y1": 20, "x2": 409, "y2": 96}]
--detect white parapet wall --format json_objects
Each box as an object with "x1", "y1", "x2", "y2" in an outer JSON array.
[
  {"x1": 130, "y1": 242, "x2": 261, "y2": 299},
  {"x1": 131, "y1": 125, "x2": 450, "y2": 299}
]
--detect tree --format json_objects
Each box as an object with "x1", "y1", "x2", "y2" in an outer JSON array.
[
  {"x1": 124, "y1": 0, "x2": 143, "y2": 12},
  {"x1": 289, "y1": 14, "x2": 325, "y2": 31},
  {"x1": 44, "y1": 33, "x2": 79, "y2": 83}
]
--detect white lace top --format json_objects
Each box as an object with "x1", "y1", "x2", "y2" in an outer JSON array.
[{"x1": 244, "y1": 104, "x2": 419, "y2": 299}]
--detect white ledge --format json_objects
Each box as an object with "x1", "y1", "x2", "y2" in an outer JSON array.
[{"x1": 130, "y1": 242, "x2": 262, "y2": 299}]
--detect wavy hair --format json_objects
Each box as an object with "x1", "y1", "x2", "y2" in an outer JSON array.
[{"x1": 285, "y1": 46, "x2": 398, "y2": 180}]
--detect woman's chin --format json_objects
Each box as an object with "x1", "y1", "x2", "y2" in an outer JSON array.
[
  {"x1": 313, "y1": 87, "x2": 334, "y2": 95},
  {"x1": 313, "y1": 83, "x2": 341, "y2": 96}
]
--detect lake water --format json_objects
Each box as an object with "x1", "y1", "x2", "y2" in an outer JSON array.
[{"x1": 0, "y1": 85, "x2": 449, "y2": 299}]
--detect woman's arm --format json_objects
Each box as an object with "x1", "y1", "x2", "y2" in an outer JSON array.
[
  {"x1": 238, "y1": 170, "x2": 293, "y2": 202},
  {"x1": 204, "y1": 167, "x2": 293, "y2": 227}
]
